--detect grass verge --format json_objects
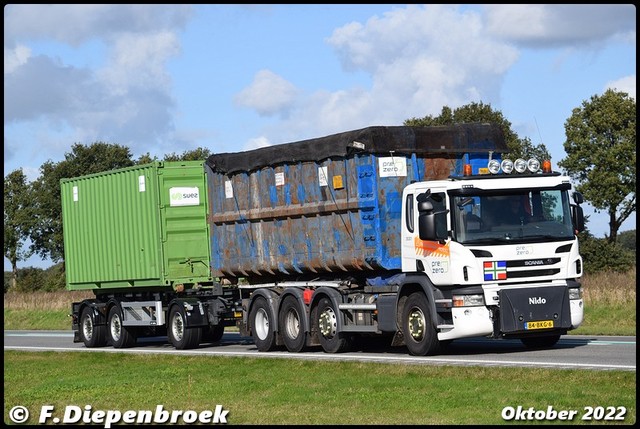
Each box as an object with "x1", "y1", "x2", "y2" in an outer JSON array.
[{"x1": 4, "y1": 351, "x2": 636, "y2": 425}]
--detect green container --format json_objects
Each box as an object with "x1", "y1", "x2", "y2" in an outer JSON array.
[{"x1": 61, "y1": 161, "x2": 211, "y2": 291}]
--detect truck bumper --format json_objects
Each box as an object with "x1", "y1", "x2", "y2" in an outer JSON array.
[
  {"x1": 438, "y1": 306, "x2": 493, "y2": 341},
  {"x1": 570, "y1": 298, "x2": 584, "y2": 328}
]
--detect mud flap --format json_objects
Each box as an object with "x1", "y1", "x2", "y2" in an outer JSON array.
[{"x1": 499, "y1": 286, "x2": 571, "y2": 334}]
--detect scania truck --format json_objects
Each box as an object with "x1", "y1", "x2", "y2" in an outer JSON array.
[{"x1": 62, "y1": 122, "x2": 585, "y2": 355}]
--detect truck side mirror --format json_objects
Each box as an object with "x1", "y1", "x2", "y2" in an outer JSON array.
[
  {"x1": 571, "y1": 205, "x2": 585, "y2": 233},
  {"x1": 417, "y1": 201, "x2": 433, "y2": 213},
  {"x1": 417, "y1": 197, "x2": 448, "y2": 242},
  {"x1": 573, "y1": 191, "x2": 584, "y2": 204}
]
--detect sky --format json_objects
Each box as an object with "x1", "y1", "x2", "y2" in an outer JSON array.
[{"x1": 3, "y1": 4, "x2": 637, "y2": 270}]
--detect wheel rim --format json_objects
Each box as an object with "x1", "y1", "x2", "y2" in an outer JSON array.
[
  {"x1": 171, "y1": 311, "x2": 185, "y2": 342},
  {"x1": 110, "y1": 313, "x2": 122, "y2": 342},
  {"x1": 82, "y1": 314, "x2": 94, "y2": 340},
  {"x1": 318, "y1": 307, "x2": 337, "y2": 338},
  {"x1": 407, "y1": 306, "x2": 426, "y2": 341},
  {"x1": 254, "y1": 308, "x2": 270, "y2": 340},
  {"x1": 284, "y1": 308, "x2": 300, "y2": 339}
]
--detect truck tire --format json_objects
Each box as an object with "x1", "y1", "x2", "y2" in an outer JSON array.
[
  {"x1": 279, "y1": 295, "x2": 307, "y2": 352},
  {"x1": 202, "y1": 324, "x2": 225, "y2": 343},
  {"x1": 316, "y1": 297, "x2": 351, "y2": 353},
  {"x1": 402, "y1": 292, "x2": 441, "y2": 356},
  {"x1": 249, "y1": 296, "x2": 277, "y2": 352},
  {"x1": 521, "y1": 334, "x2": 561, "y2": 349},
  {"x1": 79, "y1": 307, "x2": 106, "y2": 348},
  {"x1": 107, "y1": 304, "x2": 136, "y2": 348},
  {"x1": 167, "y1": 305, "x2": 202, "y2": 350}
]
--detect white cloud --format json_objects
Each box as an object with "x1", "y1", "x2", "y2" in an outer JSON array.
[
  {"x1": 3, "y1": 45, "x2": 31, "y2": 74},
  {"x1": 3, "y1": 5, "x2": 192, "y2": 157},
  {"x1": 484, "y1": 4, "x2": 636, "y2": 47},
  {"x1": 268, "y1": 4, "x2": 518, "y2": 140},
  {"x1": 242, "y1": 136, "x2": 272, "y2": 151},
  {"x1": 234, "y1": 70, "x2": 299, "y2": 116},
  {"x1": 605, "y1": 75, "x2": 636, "y2": 100},
  {"x1": 3, "y1": 5, "x2": 192, "y2": 47}
]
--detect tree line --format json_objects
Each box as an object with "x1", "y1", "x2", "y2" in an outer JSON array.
[{"x1": 4, "y1": 91, "x2": 636, "y2": 292}]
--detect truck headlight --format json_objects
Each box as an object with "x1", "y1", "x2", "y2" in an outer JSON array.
[
  {"x1": 568, "y1": 287, "x2": 583, "y2": 300},
  {"x1": 452, "y1": 294, "x2": 485, "y2": 307}
]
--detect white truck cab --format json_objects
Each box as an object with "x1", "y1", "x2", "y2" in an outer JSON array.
[{"x1": 401, "y1": 157, "x2": 585, "y2": 346}]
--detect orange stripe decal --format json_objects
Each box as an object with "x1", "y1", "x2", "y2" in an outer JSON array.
[{"x1": 414, "y1": 236, "x2": 450, "y2": 257}]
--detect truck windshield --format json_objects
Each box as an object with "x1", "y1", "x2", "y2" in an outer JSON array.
[{"x1": 451, "y1": 189, "x2": 575, "y2": 245}]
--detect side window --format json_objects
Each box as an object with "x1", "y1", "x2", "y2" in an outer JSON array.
[{"x1": 405, "y1": 193, "x2": 414, "y2": 233}]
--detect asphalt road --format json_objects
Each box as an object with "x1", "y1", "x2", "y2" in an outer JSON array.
[{"x1": 4, "y1": 330, "x2": 635, "y2": 372}]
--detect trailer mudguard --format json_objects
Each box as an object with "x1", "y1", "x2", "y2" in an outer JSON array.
[
  {"x1": 72, "y1": 300, "x2": 108, "y2": 343},
  {"x1": 74, "y1": 300, "x2": 108, "y2": 326},
  {"x1": 168, "y1": 298, "x2": 208, "y2": 327}
]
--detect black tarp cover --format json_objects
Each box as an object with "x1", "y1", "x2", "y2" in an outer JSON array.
[{"x1": 206, "y1": 123, "x2": 506, "y2": 174}]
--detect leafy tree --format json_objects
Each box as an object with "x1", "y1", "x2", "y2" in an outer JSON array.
[
  {"x1": 404, "y1": 101, "x2": 551, "y2": 161},
  {"x1": 4, "y1": 169, "x2": 34, "y2": 290},
  {"x1": 578, "y1": 231, "x2": 635, "y2": 274},
  {"x1": 558, "y1": 89, "x2": 636, "y2": 243},
  {"x1": 136, "y1": 152, "x2": 158, "y2": 165},
  {"x1": 29, "y1": 142, "x2": 135, "y2": 263},
  {"x1": 617, "y1": 229, "x2": 636, "y2": 254},
  {"x1": 163, "y1": 147, "x2": 212, "y2": 161}
]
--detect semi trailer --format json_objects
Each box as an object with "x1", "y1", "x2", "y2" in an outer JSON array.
[{"x1": 62, "y1": 123, "x2": 585, "y2": 356}]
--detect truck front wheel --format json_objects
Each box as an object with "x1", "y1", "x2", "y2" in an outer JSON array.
[
  {"x1": 250, "y1": 296, "x2": 277, "y2": 352},
  {"x1": 107, "y1": 304, "x2": 136, "y2": 348},
  {"x1": 167, "y1": 305, "x2": 202, "y2": 350},
  {"x1": 279, "y1": 295, "x2": 307, "y2": 352},
  {"x1": 316, "y1": 297, "x2": 351, "y2": 353},
  {"x1": 521, "y1": 334, "x2": 561, "y2": 349},
  {"x1": 79, "y1": 307, "x2": 106, "y2": 348},
  {"x1": 402, "y1": 292, "x2": 441, "y2": 356}
]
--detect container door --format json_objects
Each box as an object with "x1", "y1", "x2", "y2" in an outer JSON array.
[{"x1": 158, "y1": 161, "x2": 212, "y2": 282}]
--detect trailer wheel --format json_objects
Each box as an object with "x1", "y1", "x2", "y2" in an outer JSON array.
[
  {"x1": 317, "y1": 297, "x2": 351, "y2": 353},
  {"x1": 521, "y1": 334, "x2": 561, "y2": 349},
  {"x1": 79, "y1": 307, "x2": 106, "y2": 348},
  {"x1": 202, "y1": 324, "x2": 225, "y2": 343},
  {"x1": 167, "y1": 305, "x2": 202, "y2": 350},
  {"x1": 107, "y1": 305, "x2": 136, "y2": 348},
  {"x1": 402, "y1": 292, "x2": 441, "y2": 356},
  {"x1": 249, "y1": 296, "x2": 277, "y2": 351},
  {"x1": 279, "y1": 295, "x2": 307, "y2": 352}
]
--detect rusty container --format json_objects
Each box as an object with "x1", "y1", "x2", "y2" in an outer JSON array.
[{"x1": 205, "y1": 123, "x2": 505, "y2": 281}]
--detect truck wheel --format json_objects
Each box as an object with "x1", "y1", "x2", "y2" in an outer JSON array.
[
  {"x1": 202, "y1": 324, "x2": 225, "y2": 343},
  {"x1": 167, "y1": 305, "x2": 202, "y2": 350},
  {"x1": 402, "y1": 292, "x2": 441, "y2": 356},
  {"x1": 521, "y1": 334, "x2": 561, "y2": 349},
  {"x1": 107, "y1": 304, "x2": 137, "y2": 348},
  {"x1": 249, "y1": 296, "x2": 277, "y2": 352},
  {"x1": 317, "y1": 297, "x2": 351, "y2": 353},
  {"x1": 279, "y1": 295, "x2": 307, "y2": 352},
  {"x1": 79, "y1": 307, "x2": 106, "y2": 348}
]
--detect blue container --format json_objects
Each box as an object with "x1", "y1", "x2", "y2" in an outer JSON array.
[{"x1": 205, "y1": 124, "x2": 505, "y2": 280}]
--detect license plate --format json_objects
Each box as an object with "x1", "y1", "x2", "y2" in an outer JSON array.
[{"x1": 525, "y1": 320, "x2": 554, "y2": 330}]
